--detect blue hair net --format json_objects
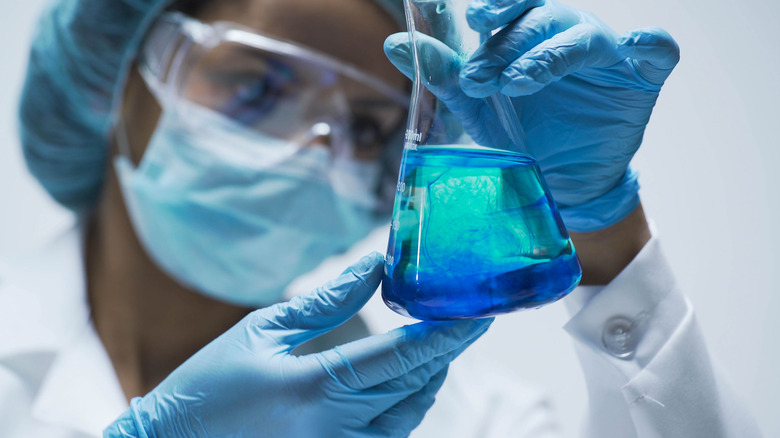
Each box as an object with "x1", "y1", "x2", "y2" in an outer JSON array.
[
  {"x1": 19, "y1": 0, "x2": 171, "y2": 211},
  {"x1": 18, "y1": 0, "x2": 405, "y2": 212}
]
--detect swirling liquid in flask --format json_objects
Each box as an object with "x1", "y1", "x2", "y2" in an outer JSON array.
[{"x1": 382, "y1": 146, "x2": 581, "y2": 320}]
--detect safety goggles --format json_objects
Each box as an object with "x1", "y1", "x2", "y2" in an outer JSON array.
[{"x1": 138, "y1": 12, "x2": 409, "y2": 161}]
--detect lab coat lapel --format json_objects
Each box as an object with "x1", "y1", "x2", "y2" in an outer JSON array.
[
  {"x1": 0, "y1": 219, "x2": 127, "y2": 436},
  {"x1": 31, "y1": 320, "x2": 128, "y2": 437},
  {"x1": 0, "y1": 218, "x2": 88, "y2": 359}
]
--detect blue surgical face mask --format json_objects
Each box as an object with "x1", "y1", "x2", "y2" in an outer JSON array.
[{"x1": 114, "y1": 105, "x2": 384, "y2": 307}]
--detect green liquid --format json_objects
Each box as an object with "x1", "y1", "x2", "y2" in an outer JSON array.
[{"x1": 382, "y1": 145, "x2": 581, "y2": 320}]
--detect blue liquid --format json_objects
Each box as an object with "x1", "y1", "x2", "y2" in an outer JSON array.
[{"x1": 382, "y1": 146, "x2": 581, "y2": 320}]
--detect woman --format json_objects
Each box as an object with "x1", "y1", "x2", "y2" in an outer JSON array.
[{"x1": 3, "y1": 0, "x2": 761, "y2": 436}]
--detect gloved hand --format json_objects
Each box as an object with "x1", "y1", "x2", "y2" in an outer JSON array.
[
  {"x1": 384, "y1": 0, "x2": 680, "y2": 232},
  {"x1": 103, "y1": 253, "x2": 492, "y2": 438}
]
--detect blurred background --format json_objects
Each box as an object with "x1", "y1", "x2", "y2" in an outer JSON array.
[{"x1": 1, "y1": 0, "x2": 777, "y2": 436}]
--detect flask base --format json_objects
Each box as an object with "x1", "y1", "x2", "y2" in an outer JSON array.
[{"x1": 381, "y1": 252, "x2": 582, "y2": 320}]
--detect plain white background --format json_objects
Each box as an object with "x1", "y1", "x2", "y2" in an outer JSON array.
[{"x1": 0, "y1": 0, "x2": 777, "y2": 436}]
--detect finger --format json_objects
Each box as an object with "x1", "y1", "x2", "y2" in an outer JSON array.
[
  {"x1": 255, "y1": 252, "x2": 384, "y2": 347},
  {"x1": 385, "y1": 32, "x2": 507, "y2": 147},
  {"x1": 384, "y1": 33, "x2": 414, "y2": 80},
  {"x1": 617, "y1": 27, "x2": 680, "y2": 84},
  {"x1": 385, "y1": 32, "x2": 482, "y2": 115},
  {"x1": 498, "y1": 22, "x2": 622, "y2": 96},
  {"x1": 466, "y1": 0, "x2": 546, "y2": 33},
  {"x1": 349, "y1": 329, "x2": 479, "y2": 419},
  {"x1": 385, "y1": 32, "x2": 463, "y2": 94},
  {"x1": 312, "y1": 317, "x2": 493, "y2": 390},
  {"x1": 335, "y1": 347, "x2": 455, "y2": 426},
  {"x1": 365, "y1": 367, "x2": 449, "y2": 438},
  {"x1": 460, "y1": 5, "x2": 581, "y2": 98}
]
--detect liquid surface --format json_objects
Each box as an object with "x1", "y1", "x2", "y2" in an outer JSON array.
[{"x1": 382, "y1": 146, "x2": 581, "y2": 320}]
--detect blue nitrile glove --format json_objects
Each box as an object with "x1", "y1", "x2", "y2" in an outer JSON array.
[
  {"x1": 384, "y1": 0, "x2": 680, "y2": 232},
  {"x1": 104, "y1": 253, "x2": 492, "y2": 438}
]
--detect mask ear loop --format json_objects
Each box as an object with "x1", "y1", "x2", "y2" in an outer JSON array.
[
  {"x1": 115, "y1": 13, "x2": 199, "y2": 170},
  {"x1": 114, "y1": 114, "x2": 138, "y2": 168}
]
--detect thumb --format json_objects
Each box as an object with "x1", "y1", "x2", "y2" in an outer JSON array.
[
  {"x1": 617, "y1": 26, "x2": 680, "y2": 85},
  {"x1": 258, "y1": 252, "x2": 385, "y2": 347},
  {"x1": 385, "y1": 32, "x2": 504, "y2": 147},
  {"x1": 384, "y1": 32, "x2": 464, "y2": 95},
  {"x1": 384, "y1": 32, "x2": 415, "y2": 80}
]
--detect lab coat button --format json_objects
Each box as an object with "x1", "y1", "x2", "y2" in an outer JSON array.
[{"x1": 602, "y1": 317, "x2": 636, "y2": 359}]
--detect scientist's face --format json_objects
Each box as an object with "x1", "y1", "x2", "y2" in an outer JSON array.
[
  {"x1": 120, "y1": 0, "x2": 407, "y2": 163},
  {"x1": 112, "y1": 0, "x2": 407, "y2": 307}
]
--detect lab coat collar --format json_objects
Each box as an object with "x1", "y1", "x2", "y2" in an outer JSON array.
[
  {"x1": 0, "y1": 216, "x2": 129, "y2": 435},
  {"x1": 0, "y1": 215, "x2": 88, "y2": 358},
  {"x1": 31, "y1": 319, "x2": 129, "y2": 436}
]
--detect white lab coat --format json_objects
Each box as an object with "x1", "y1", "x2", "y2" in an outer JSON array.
[{"x1": 0, "y1": 217, "x2": 762, "y2": 438}]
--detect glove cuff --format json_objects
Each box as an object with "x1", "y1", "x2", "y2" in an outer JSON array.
[
  {"x1": 559, "y1": 169, "x2": 640, "y2": 233},
  {"x1": 103, "y1": 398, "x2": 150, "y2": 438}
]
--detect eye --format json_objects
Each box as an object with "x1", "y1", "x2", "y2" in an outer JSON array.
[
  {"x1": 222, "y1": 76, "x2": 277, "y2": 123},
  {"x1": 206, "y1": 60, "x2": 297, "y2": 126},
  {"x1": 350, "y1": 115, "x2": 384, "y2": 156}
]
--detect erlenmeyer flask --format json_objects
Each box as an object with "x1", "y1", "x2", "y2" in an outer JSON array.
[{"x1": 382, "y1": 0, "x2": 582, "y2": 320}]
